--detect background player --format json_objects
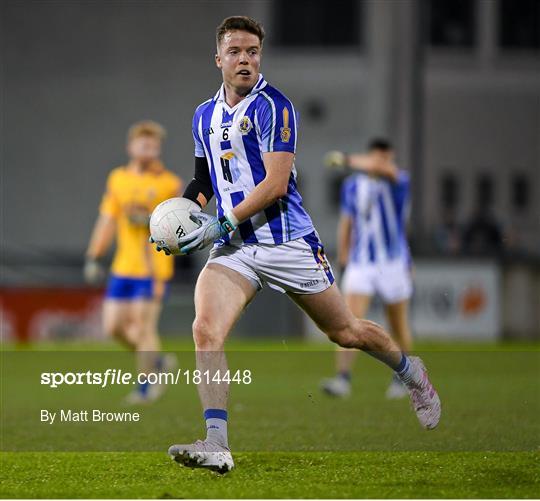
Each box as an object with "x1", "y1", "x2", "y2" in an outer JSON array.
[
  {"x1": 85, "y1": 120, "x2": 182, "y2": 403},
  {"x1": 151, "y1": 16, "x2": 440, "y2": 473},
  {"x1": 321, "y1": 139, "x2": 413, "y2": 399}
]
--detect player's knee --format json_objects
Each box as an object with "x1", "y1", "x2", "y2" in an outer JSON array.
[
  {"x1": 326, "y1": 324, "x2": 356, "y2": 349},
  {"x1": 328, "y1": 319, "x2": 371, "y2": 350},
  {"x1": 192, "y1": 317, "x2": 225, "y2": 350},
  {"x1": 333, "y1": 330, "x2": 360, "y2": 349}
]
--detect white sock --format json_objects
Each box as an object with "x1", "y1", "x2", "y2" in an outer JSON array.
[{"x1": 204, "y1": 409, "x2": 228, "y2": 448}]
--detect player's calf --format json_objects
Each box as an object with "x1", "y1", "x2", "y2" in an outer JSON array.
[{"x1": 325, "y1": 316, "x2": 441, "y2": 429}]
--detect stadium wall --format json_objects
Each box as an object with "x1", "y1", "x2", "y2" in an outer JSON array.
[
  {"x1": 3, "y1": 0, "x2": 538, "y2": 259},
  {"x1": 2, "y1": 260, "x2": 539, "y2": 342},
  {"x1": 2, "y1": 1, "x2": 539, "y2": 343}
]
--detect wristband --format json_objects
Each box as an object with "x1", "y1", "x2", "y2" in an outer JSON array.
[
  {"x1": 219, "y1": 211, "x2": 238, "y2": 233},
  {"x1": 226, "y1": 210, "x2": 239, "y2": 227}
]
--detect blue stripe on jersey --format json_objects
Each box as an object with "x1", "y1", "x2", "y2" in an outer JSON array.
[
  {"x1": 368, "y1": 237, "x2": 376, "y2": 262},
  {"x1": 391, "y1": 172, "x2": 410, "y2": 222},
  {"x1": 230, "y1": 191, "x2": 258, "y2": 243},
  {"x1": 377, "y1": 192, "x2": 392, "y2": 258},
  {"x1": 241, "y1": 99, "x2": 284, "y2": 245},
  {"x1": 264, "y1": 202, "x2": 283, "y2": 244},
  {"x1": 200, "y1": 100, "x2": 229, "y2": 245},
  {"x1": 241, "y1": 100, "x2": 266, "y2": 184},
  {"x1": 283, "y1": 178, "x2": 311, "y2": 241},
  {"x1": 393, "y1": 179, "x2": 410, "y2": 260},
  {"x1": 340, "y1": 177, "x2": 356, "y2": 217},
  {"x1": 341, "y1": 177, "x2": 361, "y2": 263}
]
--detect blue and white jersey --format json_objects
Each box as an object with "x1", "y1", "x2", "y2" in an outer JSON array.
[
  {"x1": 192, "y1": 74, "x2": 314, "y2": 246},
  {"x1": 341, "y1": 171, "x2": 411, "y2": 265}
]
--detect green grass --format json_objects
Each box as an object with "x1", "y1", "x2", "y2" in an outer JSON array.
[
  {"x1": 1, "y1": 452, "x2": 539, "y2": 498},
  {"x1": 1, "y1": 340, "x2": 539, "y2": 498}
]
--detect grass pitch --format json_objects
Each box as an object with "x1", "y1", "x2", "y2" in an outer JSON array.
[
  {"x1": 1, "y1": 340, "x2": 539, "y2": 498},
  {"x1": 2, "y1": 451, "x2": 539, "y2": 498}
]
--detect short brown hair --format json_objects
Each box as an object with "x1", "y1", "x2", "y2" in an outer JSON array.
[
  {"x1": 216, "y1": 16, "x2": 265, "y2": 46},
  {"x1": 127, "y1": 120, "x2": 166, "y2": 142}
]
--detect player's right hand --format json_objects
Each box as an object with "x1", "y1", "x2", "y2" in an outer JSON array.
[
  {"x1": 83, "y1": 258, "x2": 106, "y2": 285},
  {"x1": 177, "y1": 212, "x2": 234, "y2": 255},
  {"x1": 323, "y1": 150, "x2": 347, "y2": 170}
]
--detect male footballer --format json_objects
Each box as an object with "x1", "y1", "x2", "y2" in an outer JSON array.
[
  {"x1": 321, "y1": 139, "x2": 413, "y2": 399},
  {"x1": 151, "y1": 16, "x2": 440, "y2": 473},
  {"x1": 86, "y1": 121, "x2": 181, "y2": 403}
]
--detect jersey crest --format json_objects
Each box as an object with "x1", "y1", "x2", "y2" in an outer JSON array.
[{"x1": 238, "y1": 116, "x2": 253, "y2": 135}]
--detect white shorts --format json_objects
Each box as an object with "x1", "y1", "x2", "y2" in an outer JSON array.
[
  {"x1": 206, "y1": 231, "x2": 335, "y2": 295},
  {"x1": 342, "y1": 259, "x2": 412, "y2": 304}
]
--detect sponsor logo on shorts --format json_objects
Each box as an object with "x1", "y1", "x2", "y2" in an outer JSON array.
[{"x1": 301, "y1": 279, "x2": 320, "y2": 288}]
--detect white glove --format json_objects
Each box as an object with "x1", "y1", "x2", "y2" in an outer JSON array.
[{"x1": 178, "y1": 211, "x2": 237, "y2": 255}]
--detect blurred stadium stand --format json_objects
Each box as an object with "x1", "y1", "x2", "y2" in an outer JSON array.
[{"x1": 1, "y1": 0, "x2": 539, "y2": 341}]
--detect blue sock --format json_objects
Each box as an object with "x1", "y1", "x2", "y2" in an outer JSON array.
[
  {"x1": 338, "y1": 371, "x2": 351, "y2": 382},
  {"x1": 395, "y1": 353, "x2": 410, "y2": 375},
  {"x1": 204, "y1": 409, "x2": 228, "y2": 448},
  {"x1": 395, "y1": 354, "x2": 419, "y2": 387},
  {"x1": 138, "y1": 380, "x2": 149, "y2": 396}
]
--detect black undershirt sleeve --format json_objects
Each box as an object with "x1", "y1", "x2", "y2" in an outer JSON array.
[{"x1": 183, "y1": 156, "x2": 214, "y2": 208}]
